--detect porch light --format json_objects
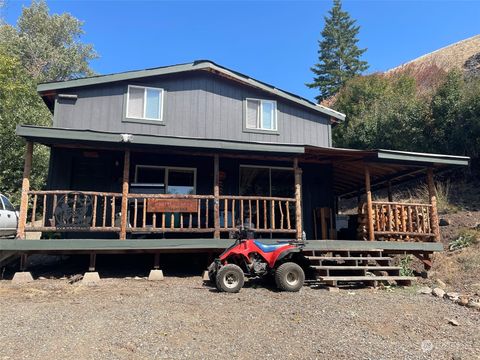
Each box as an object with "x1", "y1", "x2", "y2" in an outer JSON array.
[{"x1": 120, "y1": 133, "x2": 133, "y2": 143}]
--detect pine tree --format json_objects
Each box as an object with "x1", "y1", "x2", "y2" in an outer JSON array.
[{"x1": 307, "y1": 0, "x2": 368, "y2": 103}]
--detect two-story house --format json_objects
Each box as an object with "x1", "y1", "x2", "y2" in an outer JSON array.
[{"x1": 7, "y1": 60, "x2": 469, "y2": 275}]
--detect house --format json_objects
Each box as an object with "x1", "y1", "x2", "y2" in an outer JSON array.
[{"x1": 5, "y1": 60, "x2": 469, "y2": 274}]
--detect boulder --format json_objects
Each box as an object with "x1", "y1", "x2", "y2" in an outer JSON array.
[
  {"x1": 467, "y1": 300, "x2": 480, "y2": 310},
  {"x1": 436, "y1": 279, "x2": 447, "y2": 289},
  {"x1": 432, "y1": 287, "x2": 446, "y2": 298},
  {"x1": 439, "y1": 218, "x2": 450, "y2": 226},
  {"x1": 445, "y1": 292, "x2": 460, "y2": 301},
  {"x1": 417, "y1": 287, "x2": 432, "y2": 295},
  {"x1": 458, "y1": 295, "x2": 469, "y2": 306}
]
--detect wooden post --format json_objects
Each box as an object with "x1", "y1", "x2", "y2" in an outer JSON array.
[
  {"x1": 16, "y1": 142, "x2": 34, "y2": 239},
  {"x1": 213, "y1": 154, "x2": 220, "y2": 239},
  {"x1": 364, "y1": 166, "x2": 375, "y2": 241},
  {"x1": 119, "y1": 150, "x2": 130, "y2": 240},
  {"x1": 294, "y1": 158, "x2": 303, "y2": 241},
  {"x1": 427, "y1": 168, "x2": 441, "y2": 242},
  {"x1": 387, "y1": 181, "x2": 393, "y2": 203}
]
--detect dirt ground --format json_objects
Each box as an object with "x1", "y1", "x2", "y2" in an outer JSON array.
[{"x1": 0, "y1": 275, "x2": 478, "y2": 360}]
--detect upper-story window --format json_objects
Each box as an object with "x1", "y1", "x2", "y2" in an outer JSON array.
[
  {"x1": 126, "y1": 85, "x2": 164, "y2": 121},
  {"x1": 245, "y1": 99, "x2": 277, "y2": 131}
]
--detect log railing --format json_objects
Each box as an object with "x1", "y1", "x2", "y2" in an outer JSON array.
[
  {"x1": 22, "y1": 191, "x2": 297, "y2": 236},
  {"x1": 219, "y1": 196, "x2": 296, "y2": 234},
  {"x1": 360, "y1": 201, "x2": 435, "y2": 242},
  {"x1": 25, "y1": 190, "x2": 122, "y2": 232}
]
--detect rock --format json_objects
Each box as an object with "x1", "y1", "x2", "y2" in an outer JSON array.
[
  {"x1": 432, "y1": 287, "x2": 446, "y2": 298},
  {"x1": 147, "y1": 270, "x2": 164, "y2": 281},
  {"x1": 68, "y1": 274, "x2": 83, "y2": 284},
  {"x1": 466, "y1": 300, "x2": 480, "y2": 310},
  {"x1": 458, "y1": 296, "x2": 469, "y2": 306},
  {"x1": 447, "y1": 318, "x2": 460, "y2": 326},
  {"x1": 436, "y1": 279, "x2": 447, "y2": 289},
  {"x1": 417, "y1": 287, "x2": 432, "y2": 295},
  {"x1": 134, "y1": 276, "x2": 142, "y2": 280},
  {"x1": 445, "y1": 292, "x2": 460, "y2": 301},
  {"x1": 439, "y1": 218, "x2": 450, "y2": 226},
  {"x1": 38, "y1": 276, "x2": 47, "y2": 280},
  {"x1": 12, "y1": 272, "x2": 34, "y2": 284},
  {"x1": 82, "y1": 272, "x2": 100, "y2": 285}
]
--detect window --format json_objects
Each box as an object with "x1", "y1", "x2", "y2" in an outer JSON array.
[
  {"x1": 126, "y1": 85, "x2": 164, "y2": 121},
  {"x1": 134, "y1": 166, "x2": 196, "y2": 195},
  {"x1": 0, "y1": 195, "x2": 15, "y2": 211},
  {"x1": 239, "y1": 166, "x2": 293, "y2": 197},
  {"x1": 245, "y1": 99, "x2": 277, "y2": 131}
]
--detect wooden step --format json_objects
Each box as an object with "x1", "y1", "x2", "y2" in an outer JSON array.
[
  {"x1": 317, "y1": 276, "x2": 416, "y2": 282},
  {"x1": 306, "y1": 256, "x2": 392, "y2": 261},
  {"x1": 312, "y1": 265, "x2": 401, "y2": 271}
]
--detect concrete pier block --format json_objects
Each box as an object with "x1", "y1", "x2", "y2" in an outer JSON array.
[
  {"x1": 202, "y1": 270, "x2": 211, "y2": 282},
  {"x1": 82, "y1": 272, "x2": 100, "y2": 285},
  {"x1": 12, "y1": 272, "x2": 34, "y2": 284},
  {"x1": 148, "y1": 269, "x2": 164, "y2": 281}
]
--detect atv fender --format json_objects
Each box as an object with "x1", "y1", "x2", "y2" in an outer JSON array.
[{"x1": 275, "y1": 248, "x2": 301, "y2": 264}]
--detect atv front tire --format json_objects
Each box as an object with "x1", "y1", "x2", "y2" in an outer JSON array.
[
  {"x1": 275, "y1": 262, "x2": 305, "y2": 292},
  {"x1": 216, "y1": 264, "x2": 245, "y2": 293}
]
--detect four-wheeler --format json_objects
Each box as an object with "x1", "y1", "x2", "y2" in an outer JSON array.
[{"x1": 208, "y1": 226, "x2": 308, "y2": 293}]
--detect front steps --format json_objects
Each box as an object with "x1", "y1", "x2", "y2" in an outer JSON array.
[{"x1": 304, "y1": 248, "x2": 416, "y2": 287}]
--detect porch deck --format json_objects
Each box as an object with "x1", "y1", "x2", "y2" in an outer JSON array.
[{"x1": 0, "y1": 238, "x2": 443, "y2": 253}]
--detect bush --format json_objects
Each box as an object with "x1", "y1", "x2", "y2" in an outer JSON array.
[{"x1": 449, "y1": 229, "x2": 479, "y2": 251}]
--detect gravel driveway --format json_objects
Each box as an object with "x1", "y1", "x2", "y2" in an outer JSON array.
[{"x1": 0, "y1": 277, "x2": 478, "y2": 360}]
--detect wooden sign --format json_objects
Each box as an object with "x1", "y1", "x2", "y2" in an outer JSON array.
[{"x1": 147, "y1": 198, "x2": 198, "y2": 213}]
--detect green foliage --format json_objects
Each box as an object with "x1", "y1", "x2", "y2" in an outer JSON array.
[
  {"x1": 0, "y1": 0, "x2": 97, "y2": 82},
  {"x1": 307, "y1": 0, "x2": 368, "y2": 102},
  {"x1": 0, "y1": 1, "x2": 97, "y2": 204},
  {"x1": 399, "y1": 255, "x2": 414, "y2": 277},
  {"x1": 332, "y1": 68, "x2": 480, "y2": 168},
  {"x1": 410, "y1": 180, "x2": 457, "y2": 214},
  {"x1": 449, "y1": 229, "x2": 479, "y2": 251}
]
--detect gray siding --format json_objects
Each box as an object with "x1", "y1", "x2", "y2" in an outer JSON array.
[{"x1": 53, "y1": 71, "x2": 332, "y2": 147}]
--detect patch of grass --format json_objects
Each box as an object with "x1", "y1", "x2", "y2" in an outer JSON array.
[
  {"x1": 449, "y1": 229, "x2": 480, "y2": 251},
  {"x1": 408, "y1": 180, "x2": 459, "y2": 214},
  {"x1": 399, "y1": 255, "x2": 414, "y2": 277}
]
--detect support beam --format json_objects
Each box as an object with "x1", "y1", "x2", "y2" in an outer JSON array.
[
  {"x1": 364, "y1": 166, "x2": 375, "y2": 241},
  {"x1": 119, "y1": 150, "x2": 130, "y2": 240},
  {"x1": 17, "y1": 142, "x2": 34, "y2": 239},
  {"x1": 213, "y1": 154, "x2": 220, "y2": 239},
  {"x1": 387, "y1": 181, "x2": 393, "y2": 202},
  {"x1": 294, "y1": 158, "x2": 303, "y2": 241},
  {"x1": 89, "y1": 253, "x2": 96, "y2": 272},
  {"x1": 427, "y1": 168, "x2": 441, "y2": 242}
]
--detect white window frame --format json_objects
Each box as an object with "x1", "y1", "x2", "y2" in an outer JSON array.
[
  {"x1": 245, "y1": 98, "x2": 278, "y2": 131},
  {"x1": 126, "y1": 85, "x2": 164, "y2": 121},
  {"x1": 133, "y1": 165, "x2": 197, "y2": 194}
]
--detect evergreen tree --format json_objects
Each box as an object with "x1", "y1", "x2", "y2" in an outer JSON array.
[{"x1": 307, "y1": 0, "x2": 368, "y2": 102}]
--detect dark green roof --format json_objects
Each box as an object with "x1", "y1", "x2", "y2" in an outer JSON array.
[{"x1": 37, "y1": 60, "x2": 346, "y2": 121}]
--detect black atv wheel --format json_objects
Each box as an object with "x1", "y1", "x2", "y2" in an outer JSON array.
[
  {"x1": 207, "y1": 262, "x2": 217, "y2": 283},
  {"x1": 275, "y1": 262, "x2": 305, "y2": 292},
  {"x1": 215, "y1": 264, "x2": 245, "y2": 293}
]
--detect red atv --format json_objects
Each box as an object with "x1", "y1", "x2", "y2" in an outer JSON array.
[{"x1": 208, "y1": 227, "x2": 307, "y2": 293}]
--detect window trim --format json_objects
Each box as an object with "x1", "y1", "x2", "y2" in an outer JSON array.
[
  {"x1": 132, "y1": 165, "x2": 197, "y2": 194},
  {"x1": 244, "y1": 98, "x2": 278, "y2": 133},
  {"x1": 125, "y1": 85, "x2": 164, "y2": 122}
]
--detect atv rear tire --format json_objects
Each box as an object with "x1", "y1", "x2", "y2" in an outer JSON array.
[
  {"x1": 216, "y1": 264, "x2": 245, "y2": 293},
  {"x1": 275, "y1": 262, "x2": 305, "y2": 292}
]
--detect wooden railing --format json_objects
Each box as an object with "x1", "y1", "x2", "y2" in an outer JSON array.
[
  {"x1": 26, "y1": 190, "x2": 122, "y2": 232},
  {"x1": 23, "y1": 191, "x2": 297, "y2": 236},
  {"x1": 360, "y1": 201, "x2": 435, "y2": 242},
  {"x1": 219, "y1": 196, "x2": 296, "y2": 234}
]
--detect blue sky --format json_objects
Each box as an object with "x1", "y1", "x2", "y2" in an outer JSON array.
[{"x1": 2, "y1": 0, "x2": 479, "y2": 101}]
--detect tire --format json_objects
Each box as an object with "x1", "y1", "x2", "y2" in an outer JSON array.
[
  {"x1": 275, "y1": 262, "x2": 305, "y2": 292},
  {"x1": 215, "y1": 264, "x2": 245, "y2": 293},
  {"x1": 207, "y1": 262, "x2": 217, "y2": 283}
]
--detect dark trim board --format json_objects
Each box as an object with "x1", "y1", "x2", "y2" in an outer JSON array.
[{"x1": 0, "y1": 239, "x2": 444, "y2": 253}]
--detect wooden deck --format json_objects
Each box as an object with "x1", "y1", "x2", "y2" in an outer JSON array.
[{"x1": 0, "y1": 239, "x2": 443, "y2": 253}]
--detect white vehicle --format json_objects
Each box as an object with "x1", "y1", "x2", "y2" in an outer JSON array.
[{"x1": 0, "y1": 194, "x2": 18, "y2": 238}]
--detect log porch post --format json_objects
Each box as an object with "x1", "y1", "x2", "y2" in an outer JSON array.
[
  {"x1": 17, "y1": 142, "x2": 34, "y2": 239},
  {"x1": 119, "y1": 149, "x2": 130, "y2": 240},
  {"x1": 213, "y1": 154, "x2": 220, "y2": 239},
  {"x1": 427, "y1": 168, "x2": 441, "y2": 242},
  {"x1": 364, "y1": 165, "x2": 375, "y2": 241},
  {"x1": 294, "y1": 158, "x2": 303, "y2": 241}
]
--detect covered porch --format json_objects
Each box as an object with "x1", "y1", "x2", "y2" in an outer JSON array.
[{"x1": 14, "y1": 125, "x2": 469, "y2": 246}]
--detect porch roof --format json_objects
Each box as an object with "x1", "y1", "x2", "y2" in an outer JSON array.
[{"x1": 17, "y1": 125, "x2": 469, "y2": 197}]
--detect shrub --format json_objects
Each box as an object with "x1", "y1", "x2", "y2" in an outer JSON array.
[{"x1": 449, "y1": 229, "x2": 479, "y2": 251}]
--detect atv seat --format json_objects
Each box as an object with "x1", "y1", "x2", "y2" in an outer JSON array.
[{"x1": 254, "y1": 240, "x2": 286, "y2": 253}]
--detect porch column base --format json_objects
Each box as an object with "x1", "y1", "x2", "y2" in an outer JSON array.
[
  {"x1": 202, "y1": 270, "x2": 211, "y2": 282},
  {"x1": 148, "y1": 269, "x2": 164, "y2": 281},
  {"x1": 82, "y1": 272, "x2": 100, "y2": 285},
  {"x1": 12, "y1": 271, "x2": 34, "y2": 284}
]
